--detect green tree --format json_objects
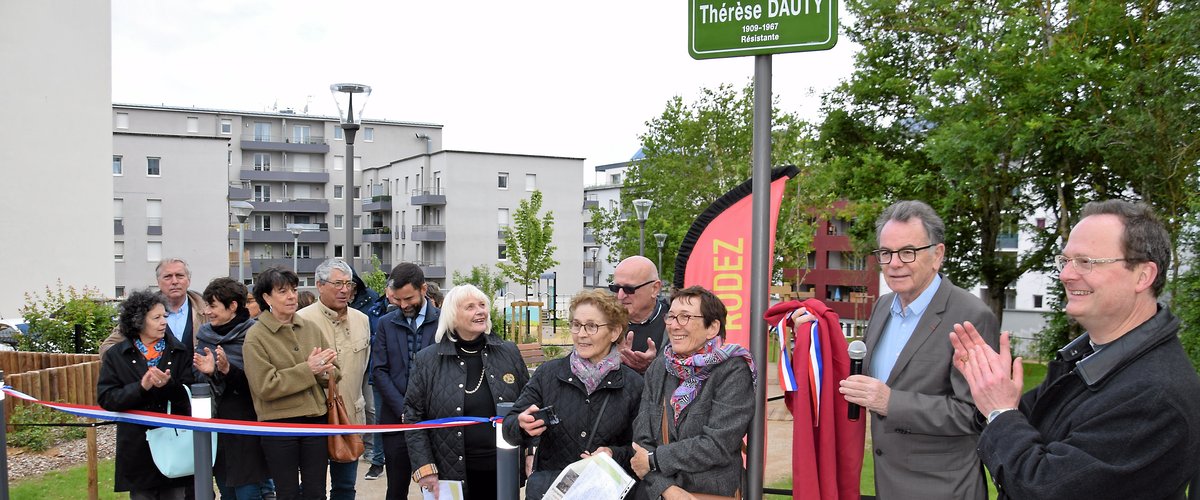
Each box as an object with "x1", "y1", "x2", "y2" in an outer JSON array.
[
  {"x1": 452, "y1": 264, "x2": 507, "y2": 336},
  {"x1": 811, "y1": 0, "x2": 1200, "y2": 332},
  {"x1": 361, "y1": 255, "x2": 388, "y2": 296},
  {"x1": 20, "y1": 281, "x2": 117, "y2": 354},
  {"x1": 590, "y1": 82, "x2": 817, "y2": 285},
  {"x1": 497, "y1": 190, "x2": 559, "y2": 299}
]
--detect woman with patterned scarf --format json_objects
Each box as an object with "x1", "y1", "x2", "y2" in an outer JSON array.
[
  {"x1": 503, "y1": 290, "x2": 646, "y2": 499},
  {"x1": 98, "y1": 289, "x2": 196, "y2": 499},
  {"x1": 630, "y1": 286, "x2": 755, "y2": 500}
]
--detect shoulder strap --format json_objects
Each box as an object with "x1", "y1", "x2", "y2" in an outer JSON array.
[
  {"x1": 583, "y1": 392, "x2": 610, "y2": 452},
  {"x1": 660, "y1": 395, "x2": 670, "y2": 444}
]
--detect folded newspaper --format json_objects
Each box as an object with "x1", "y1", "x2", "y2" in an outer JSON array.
[{"x1": 543, "y1": 452, "x2": 635, "y2": 500}]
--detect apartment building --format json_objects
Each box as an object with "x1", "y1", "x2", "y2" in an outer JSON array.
[
  {"x1": 112, "y1": 104, "x2": 443, "y2": 292},
  {"x1": 362, "y1": 150, "x2": 585, "y2": 297},
  {"x1": 582, "y1": 160, "x2": 633, "y2": 287}
]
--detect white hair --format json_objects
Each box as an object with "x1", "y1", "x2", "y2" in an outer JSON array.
[{"x1": 435, "y1": 284, "x2": 492, "y2": 343}]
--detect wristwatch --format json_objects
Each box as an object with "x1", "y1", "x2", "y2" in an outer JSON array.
[
  {"x1": 647, "y1": 451, "x2": 659, "y2": 472},
  {"x1": 987, "y1": 408, "x2": 1017, "y2": 424}
]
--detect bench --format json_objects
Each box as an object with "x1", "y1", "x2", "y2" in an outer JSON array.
[{"x1": 518, "y1": 342, "x2": 545, "y2": 372}]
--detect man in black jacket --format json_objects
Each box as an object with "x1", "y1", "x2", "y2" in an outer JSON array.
[
  {"x1": 370, "y1": 263, "x2": 439, "y2": 500},
  {"x1": 951, "y1": 200, "x2": 1200, "y2": 499}
]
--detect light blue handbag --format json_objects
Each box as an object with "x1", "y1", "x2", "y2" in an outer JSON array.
[{"x1": 144, "y1": 385, "x2": 217, "y2": 478}]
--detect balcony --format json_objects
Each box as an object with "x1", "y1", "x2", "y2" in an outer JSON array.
[
  {"x1": 247, "y1": 198, "x2": 329, "y2": 213},
  {"x1": 363, "y1": 195, "x2": 392, "y2": 212},
  {"x1": 240, "y1": 134, "x2": 330, "y2": 154},
  {"x1": 583, "y1": 197, "x2": 599, "y2": 210},
  {"x1": 114, "y1": 218, "x2": 124, "y2": 235},
  {"x1": 228, "y1": 183, "x2": 252, "y2": 200},
  {"x1": 411, "y1": 224, "x2": 446, "y2": 242},
  {"x1": 411, "y1": 188, "x2": 446, "y2": 206},
  {"x1": 227, "y1": 228, "x2": 331, "y2": 244},
  {"x1": 583, "y1": 227, "x2": 596, "y2": 245},
  {"x1": 229, "y1": 257, "x2": 322, "y2": 276},
  {"x1": 239, "y1": 166, "x2": 329, "y2": 184},
  {"x1": 362, "y1": 227, "x2": 393, "y2": 243},
  {"x1": 997, "y1": 233, "x2": 1018, "y2": 250},
  {"x1": 414, "y1": 260, "x2": 446, "y2": 279}
]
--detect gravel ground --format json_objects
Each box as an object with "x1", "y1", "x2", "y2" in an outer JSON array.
[{"x1": 6, "y1": 425, "x2": 117, "y2": 481}]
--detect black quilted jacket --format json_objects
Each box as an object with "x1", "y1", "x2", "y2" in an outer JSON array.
[
  {"x1": 502, "y1": 355, "x2": 644, "y2": 480},
  {"x1": 404, "y1": 334, "x2": 528, "y2": 479}
]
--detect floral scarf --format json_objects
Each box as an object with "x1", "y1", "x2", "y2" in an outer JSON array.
[
  {"x1": 569, "y1": 346, "x2": 622, "y2": 395},
  {"x1": 135, "y1": 337, "x2": 168, "y2": 368},
  {"x1": 663, "y1": 337, "x2": 756, "y2": 423}
]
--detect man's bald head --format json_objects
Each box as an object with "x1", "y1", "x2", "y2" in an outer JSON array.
[{"x1": 612, "y1": 256, "x2": 662, "y2": 322}]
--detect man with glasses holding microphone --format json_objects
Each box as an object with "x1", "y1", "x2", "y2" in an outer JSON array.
[
  {"x1": 845, "y1": 200, "x2": 998, "y2": 500},
  {"x1": 611, "y1": 256, "x2": 668, "y2": 374}
]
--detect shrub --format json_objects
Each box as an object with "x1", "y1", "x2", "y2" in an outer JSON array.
[
  {"x1": 8, "y1": 404, "x2": 86, "y2": 452},
  {"x1": 19, "y1": 281, "x2": 116, "y2": 354}
]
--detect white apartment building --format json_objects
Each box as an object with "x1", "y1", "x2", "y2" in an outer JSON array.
[
  {"x1": 362, "y1": 150, "x2": 585, "y2": 297},
  {"x1": 1, "y1": 1, "x2": 115, "y2": 316}
]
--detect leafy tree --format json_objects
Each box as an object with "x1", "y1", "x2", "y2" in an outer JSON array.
[
  {"x1": 811, "y1": 0, "x2": 1200, "y2": 329},
  {"x1": 452, "y1": 264, "x2": 507, "y2": 336},
  {"x1": 497, "y1": 190, "x2": 559, "y2": 299},
  {"x1": 19, "y1": 281, "x2": 116, "y2": 354},
  {"x1": 590, "y1": 83, "x2": 817, "y2": 285},
  {"x1": 361, "y1": 255, "x2": 388, "y2": 296}
]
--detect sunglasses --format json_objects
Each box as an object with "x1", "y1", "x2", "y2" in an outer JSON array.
[{"x1": 608, "y1": 279, "x2": 657, "y2": 295}]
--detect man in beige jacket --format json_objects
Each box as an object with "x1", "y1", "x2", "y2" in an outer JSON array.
[{"x1": 297, "y1": 258, "x2": 371, "y2": 500}]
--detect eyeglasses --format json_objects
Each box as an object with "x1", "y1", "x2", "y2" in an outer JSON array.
[
  {"x1": 608, "y1": 279, "x2": 657, "y2": 295},
  {"x1": 1054, "y1": 255, "x2": 1135, "y2": 274},
  {"x1": 569, "y1": 321, "x2": 609, "y2": 335},
  {"x1": 322, "y1": 280, "x2": 357, "y2": 290},
  {"x1": 665, "y1": 313, "x2": 697, "y2": 326},
  {"x1": 872, "y1": 244, "x2": 935, "y2": 264}
]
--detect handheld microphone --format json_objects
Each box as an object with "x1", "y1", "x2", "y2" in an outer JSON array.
[{"x1": 847, "y1": 340, "x2": 866, "y2": 421}]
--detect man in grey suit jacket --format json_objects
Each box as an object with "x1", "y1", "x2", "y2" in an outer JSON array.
[{"x1": 840, "y1": 200, "x2": 999, "y2": 500}]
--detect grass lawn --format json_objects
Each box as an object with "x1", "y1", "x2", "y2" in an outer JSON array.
[
  {"x1": 770, "y1": 361, "x2": 1049, "y2": 499},
  {"x1": 10, "y1": 458, "x2": 127, "y2": 500}
]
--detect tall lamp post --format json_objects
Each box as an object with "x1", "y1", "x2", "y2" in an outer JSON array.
[
  {"x1": 330, "y1": 83, "x2": 372, "y2": 269},
  {"x1": 632, "y1": 198, "x2": 653, "y2": 256},
  {"x1": 229, "y1": 201, "x2": 254, "y2": 283},
  {"x1": 653, "y1": 233, "x2": 667, "y2": 279},
  {"x1": 590, "y1": 247, "x2": 599, "y2": 287},
  {"x1": 286, "y1": 223, "x2": 318, "y2": 274}
]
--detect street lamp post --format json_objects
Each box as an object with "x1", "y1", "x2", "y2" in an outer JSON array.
[
  {"x1": 654, "y1": 233, "x2": 667, "y2": 278},
  {"x1": 330, "y1": 83, "x2": 372, "y2": 269},
  {"x1": 286, "y1": 223, "x2": 319, "y2": 274},
  {"x1": 229, "y1": 201, "x2": 254, "y2": 283},
  {"x1": 632, "y1": 198, "x2": 653, "y2": 256},
  {"x1": 590, "y1": 247, "x2": 599, "y2": 287}
]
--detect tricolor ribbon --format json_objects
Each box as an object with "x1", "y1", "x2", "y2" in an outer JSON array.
[
  {"x1": 775, "y1": 309, "x2": 823, "y2": 423},
  {"x1": 3, "y1": 387, "x2": 495, "y2": 436}
]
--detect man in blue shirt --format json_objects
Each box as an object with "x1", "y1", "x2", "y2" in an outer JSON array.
[{"x1": 844, "y1": 200, "x2": 998, "y2": 499}]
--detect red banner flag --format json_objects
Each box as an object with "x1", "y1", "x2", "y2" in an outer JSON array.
[{"x1": 672, "y1": 165, "x2": 799, "y2": 348}]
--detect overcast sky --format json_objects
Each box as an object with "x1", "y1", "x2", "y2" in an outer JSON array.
[{"x1": 112, "y1": 1, "x2": 859, "y2": 179}]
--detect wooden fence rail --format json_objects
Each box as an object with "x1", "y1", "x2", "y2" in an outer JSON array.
[{"x1": 0, "y1": 351, "x2": 101, "y2": 420}]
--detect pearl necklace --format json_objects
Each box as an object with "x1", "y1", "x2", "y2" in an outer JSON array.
[{"x1": 465, "y1": 366, "x2": 486, "y2": 394}]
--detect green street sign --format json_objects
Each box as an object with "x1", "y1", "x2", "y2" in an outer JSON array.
[{"x1": 689, "y1": 0, "x2": 838, "y2": 59}]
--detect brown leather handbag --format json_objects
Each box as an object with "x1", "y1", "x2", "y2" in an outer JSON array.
[
  {"x1": 327, "y1": 376, "x2": 364, "y2": 463},
  {"x1": 660, "y1": 399, "x2": 741, "y2": 500}
]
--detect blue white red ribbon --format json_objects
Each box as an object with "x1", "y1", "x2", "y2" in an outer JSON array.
[
  {"x1": 775, "y1": 309, "x2": 823, "y2": 422},
  {"x1": 3, "y1": 387, "x2": 495, "y2": 436},
  {"x1": 774, "y1": 316, "x2": 799, "y2": 393}
]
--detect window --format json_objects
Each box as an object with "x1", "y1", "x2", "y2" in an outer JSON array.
[
  {"x1": 498, "y1": 172, "x2": 509, "y2": 189},
  {"x1": 498, "y1": 208, "x2": 510, "y2": 227},
  {"x1": 334, "y1": 245, "x2": 343, "y2": 258},
  {"x1": 220, "y1": 119, "x2": 233, "y2": 134},
  {"x1": 353, "y1": 216, "x2": 361, "y2": 229},
  {"x1": 1036, "y1": 217, "x2": 1046, "y2": 229},
  {"x1": 498, "y1": 244, "x2": 508, "y2": 260},
  {"x1": 292, "y1": 125, "x2": 311, "y2": 144},
  {"x1": 115, "y1": 112, "x2": 129, "y2": 129},
  {"x1": 334, "y1": 215, "x2": 344, "y2": 229},
  {"x1": 364, "y1": 127, "x2": 375, "y2": 142},
  {"x1": 115, "y1": 286, "x2": 126, "y2": 298},
  {"x1": 297, "y1": 245, "x2": 311, "y2": 259},
  {"x1": 186, "y1": 117, "x2": 199, "y2": 133},
  {"x1": 146, "y1": 157, "x2": 161, "y2": 176},
  {"x1": 334, "y1": 155, "x2": 344, "y2": 171},
  {"x1": 333, "y1": 185, "x2": 344, "y2": 199},
  {"x1": 112, "y1": 156, "x2": 123, "y2": 175},
  {"x1": 253, "y1": 153, "x2": 271, "y2": 170},
  {"x1": 1033, "y1": 294, "x2": 1044, "y2": 309},
  {"x1": 334, "y1": 127, "x2": 343, "y2": 140},
  {"x1": 254, "y1": 214, "x2": 271, "y2": 231},
  {"x1": 354, "y1": 246, "x2": 362, "y2": 258},
  {"x1": 525, "y1": 174, "x2": 536, "y2": 191},
  {"x1": 114, "y1": 241, "x2": 124, "y2": 261},
  {"x1": 253, "y1": 122, "x2": 272, "y2": 141},
  {"x1": 610, "y1": 173, "x2": 621, "y2": 184},
  {"x1": 353, "y1": 187, "x2": 361, "y2": 199},
  {"x1": 146, "y1": 199, "x2": 162, "y2": 227},
  {"x1": 147, "y1": 241, "x2": 162, "y2": 262},
  {"x1": 113, "y1": 198, "x2": 124, "y2": 219},
  {"x1": 253, "y1": 185, "x2": 271, "y2": 202}
]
